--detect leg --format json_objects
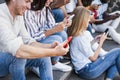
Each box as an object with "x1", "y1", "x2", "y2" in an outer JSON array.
[
  {"x1": 93, "y1": 21, "x2": 112, "y2": 33},
  {"x1": 26, "y1": 57, "x2": 53, "y2": 80},
  {"x1": 93, "y1": 23, "x2": 120, "y2": 44},
  {"x1": 40, "y1": 35, "x2": 63, "y2": 62},
  {"x1": 108, "y1": 27, "x2": 120, "y2": 44},
  {"x1": 52, "y1": 8, "x2": 64, "y2": 23},
  {"x1": 77, "y1": 48, "x2": 120, "y2": 79},
  {"x1": 0, "y1": 52, "x2": 26, "y2": 80},
  {"x1": 54, "y1": 30, "x2": 68, "y2": 41},
  {"x1": 40, "y1": 35, "x2": 72, "y2": 72},
  {"x1": 87, "y1": 24, "x2": 93, "y2": 35},
  {"x1": 105, "y1": 65, "x2": 118, "y2": 79},
  {"x1": 109, "y1": 11, "x2": 120, "y2": 29}
]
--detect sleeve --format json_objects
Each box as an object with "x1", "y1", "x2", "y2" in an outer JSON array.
[
  {"x1": 78, "y1": 31, "x2": 95, "y2": 58},
  {"x1": 0, "y1": 22, "x2": 23, "y2": 56},
  {"x1": 65, "y1": 0, "x2": 76, "y2": 13},
  {"x1": 19, "y1": 16, "x2": 36, "y2": 45},
  {"x1": 97, "y1": 4, "x2": 108, "y2": 18},
  {"x1": 24, "y1": 10, "x2": 46, "y2": 41}
]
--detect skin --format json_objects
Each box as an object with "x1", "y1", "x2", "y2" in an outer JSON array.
[
  {"x1": 6, "y1": 0, "x2": 69, "y2": 59},
  {"x1": 43, "y1": 0, "x2": 72, "y2": 37}
]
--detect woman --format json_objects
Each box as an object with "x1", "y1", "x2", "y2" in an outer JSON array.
[
  {"x1": 24, "y1": 0, "x2": 72, "y2": 74},
  {"x1": 67, "y1": 6, "x2": 120, "y2": 80}
]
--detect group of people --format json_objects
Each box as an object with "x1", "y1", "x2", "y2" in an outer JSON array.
[{"x1": 0, "y1": 0, "x2": 120, "y2": 80}]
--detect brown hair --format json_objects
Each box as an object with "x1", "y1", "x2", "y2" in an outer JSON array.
[
  {"x1": 5, "y1": 0, "x2": 10, "y2": 4},
  {"x1": 31, "y1": 0, "x2": 47, "y2": 11},
  {"x1": 67, "y1": 6, "x2": 90, "y2": 37}
]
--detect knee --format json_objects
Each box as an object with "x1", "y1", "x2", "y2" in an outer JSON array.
[
  {"x1": 11, "y1": 58, "x2": 26, "y2": 68},
  {"x1": 9, "y1": 58, "x2": 26, "y2": 74},
  {"x1": 52, "y1": 35, "x2": 63, "y2": 42},
  {"x1": 37, "y1": 57, "x2": 52, "y2": 67}
]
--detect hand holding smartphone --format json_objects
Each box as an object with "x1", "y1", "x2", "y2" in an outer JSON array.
[
  {"x1": 63, "y1": 36, "x2": 73, "y2": 48},
  {"x1": 104, "y1": 28, "x2": 109, "y2": 34}
]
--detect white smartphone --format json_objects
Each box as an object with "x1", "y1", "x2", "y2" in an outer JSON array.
[{"x1": 68, "y1": 14, "x2": 75, "y2": 20}]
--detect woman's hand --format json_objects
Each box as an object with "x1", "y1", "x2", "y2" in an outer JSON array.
[{"x1": 99, "y1": 32, "x2": 108, "y2": 45}]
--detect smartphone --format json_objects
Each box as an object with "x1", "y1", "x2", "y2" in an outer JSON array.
[
  {"x1": 104, "y1": 28, "x2": 109, "y2": 34},
  {"x1": 68, "y1": 14, "x2": 75, "y2": 20},
  {"x1": 63, "y1": 36, "x2": 73, "y2": 48}
]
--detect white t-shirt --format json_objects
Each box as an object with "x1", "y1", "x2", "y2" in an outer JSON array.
[
  {"x1": 0, "y1": 3, "x2": 35, "y2": 56},
  {"x1": 70, "y1": 31, "x2": 107, "y2": 72}
]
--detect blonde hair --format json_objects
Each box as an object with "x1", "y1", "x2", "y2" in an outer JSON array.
[{"x1": 67, "y1": 6, "x2": 91, "y2": 37}]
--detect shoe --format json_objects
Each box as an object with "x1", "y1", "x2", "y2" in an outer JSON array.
[
  {"x1": 106, "y1": 36, "x2": 112, "y2": 40},
  {"x1": 59, "y1": 57, "x2": 71, "y2": 65},
  {"x1": 29, "y1": 67, "x2": 40, "y2": 77},
  {"x1": 52, "y1": 62, "x2": 72, "y2": 72}
]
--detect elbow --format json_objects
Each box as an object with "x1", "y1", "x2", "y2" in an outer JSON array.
[
  {"x1": 15, "y1": 49, "x2": 24, "y2": 58},
  {"x1": 15, "y1": 45, "x2": 27, "y2": 58},
  {"x1": 89, "y1": 57, "x2": 97, "y2": 62}
]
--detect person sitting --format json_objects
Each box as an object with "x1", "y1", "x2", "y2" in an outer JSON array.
[
  {"x1": 67, "y1": 6, "x2": 120, "y2": 80},
  {"x1": 0, "y1": 0, "x2": 69, "y2": 80},
  {"x1": 24, "y1": 0, "x2": 72, "y2": 75},
  {"x1": 89, "y1": 0, "x2": 120, "y2": 44}
]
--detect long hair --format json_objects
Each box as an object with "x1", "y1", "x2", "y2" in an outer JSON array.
[
  {"x1": 31, "y1": 0, "x2": 47, "y2": 11},
  {"x1": 67, "y1": 6, "x2": 90, "y2": 37}
]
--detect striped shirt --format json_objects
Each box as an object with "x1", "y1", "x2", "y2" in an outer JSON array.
[{"x1": 24, "y1": 7, "x2": 56, "y2": 41}]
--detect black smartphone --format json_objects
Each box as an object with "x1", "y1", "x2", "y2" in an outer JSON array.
[{"x1": 104, "y1": 28, "x2": 109, "y2": 34}]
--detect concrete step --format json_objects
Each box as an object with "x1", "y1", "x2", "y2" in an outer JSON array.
[{"x1": 0, "y1": 68, "x2": 73, "y2": 80}]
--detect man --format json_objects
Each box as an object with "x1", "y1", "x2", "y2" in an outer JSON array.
[
  {"x1": 90, "y1": 0, "x2": 120, "y2": 44},
  {"x1": 0, "y1": 0, "x2": 69, "y2": 80}
]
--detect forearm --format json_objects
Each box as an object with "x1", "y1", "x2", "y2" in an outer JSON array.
[
  {"x1": 30, "y1": 42, "x2": 52, "y2": 48},
  {"x1": 44, "y1": 28, "x2": 56, "y2": 36},
  {"x1": 60, "y1": 6, "x2": 68, "y2": 17},
  {"x1": 94, "y1": 18, "x2": 111, "y2": 24},
  {"x1": 15, "y1": 44, "x2": 56, "y2": 59},
  {"x1": 90, "y1": 44, "x2": 102, "y2": 61}
]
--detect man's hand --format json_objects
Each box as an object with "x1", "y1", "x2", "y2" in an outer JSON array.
[{"x1": 54, "y1": 41, "x2": 69, "y2": 56}]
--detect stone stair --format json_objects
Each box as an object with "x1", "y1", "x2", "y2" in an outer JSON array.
[{"x1": 0, "y1": 0, "x2": 120, "y2": 80}]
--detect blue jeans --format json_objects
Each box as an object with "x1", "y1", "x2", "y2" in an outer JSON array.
[
  {"x1": 87, "y1": 24, "x2": 93, "y2": 35},
  {"x1": 39, "y1": 31, "x2": 67, "y2": 62},
  {"x1": 77, "y1": 48, "x2": 120, "y2": 79},
  {"x1": 0, "y1": 52, "x2": 53, "y2": 80},
  {"x1": 52, "y1": 8, "x2": 64, "y2": 23}
]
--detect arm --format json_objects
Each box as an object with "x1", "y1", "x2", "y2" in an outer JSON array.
[
  {"x1": 24, "y1": 10, "x2": 46, "y2": 40},
  {"x1": 89, "y1": 33, "x2": 107, "y2": 61},
  {"x1": 44, "y1": 17, "x2": 71, "y2": 36},
  {"x1": 60, "y1": 6, "x2": 68, "y2": 17},
  {"x1": 77, "y1": 31, "x2": 106, "y2": 61},
  {"x1": 94, "y1": 15, "x2": 120, "y2": 24},
  {"x1": 50, "y1": 0, "x2": 70, "y2": 9},
  {"x1": 0, "y1": 16, "x2": 69, "y2": 59},
  {"x1": 44, "y1": 22, "x2": 65, "y2": 36},
  {"x1": 15, "y1": 41, "x2": 69, "y2": 59}
]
